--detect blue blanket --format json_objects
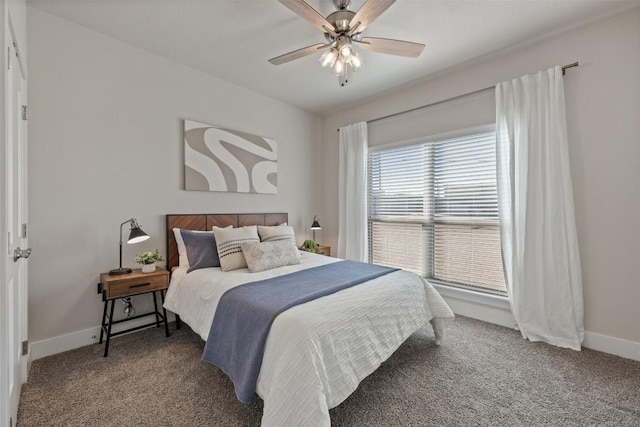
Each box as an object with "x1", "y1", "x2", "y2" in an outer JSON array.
[{"x1": 201, "y1": 260, "x2": 398, "y2": 403}]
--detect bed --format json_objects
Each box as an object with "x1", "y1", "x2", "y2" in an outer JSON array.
[{"x1": 163, "y1": 213, "x2": 454, "y2": 427}]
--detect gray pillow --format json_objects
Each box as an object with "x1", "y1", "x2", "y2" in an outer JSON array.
[
  {"x1": 180, "y1": 229, "x2": 221, "y2": 273},
  {"x1": 241, "y1": 240, "x2": 301, "y2": 273}
]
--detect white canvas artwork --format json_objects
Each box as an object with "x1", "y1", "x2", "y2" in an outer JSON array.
[{"x1": 184, "y1": 120, "x2": 277, "y2": 194}]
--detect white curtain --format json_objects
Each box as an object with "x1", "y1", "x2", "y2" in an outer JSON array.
[
  {"x1": 338, "y1": 122, "x2": 368, "y2": 261},
  {"x1": 496, "y1": 66, "x2": 584, "y2": 350}
]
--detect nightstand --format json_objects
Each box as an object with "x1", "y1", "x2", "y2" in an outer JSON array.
[
  {"x1": 98, "y1": 268, "x2": 170, "y2": 357},
  {"x1": 317, "y1": 245, "x2": 331, "y2": 256}
]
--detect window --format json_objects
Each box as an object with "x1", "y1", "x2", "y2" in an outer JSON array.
[{"x1": 368, "y1": 128, "x2": 506, "y2": 293}]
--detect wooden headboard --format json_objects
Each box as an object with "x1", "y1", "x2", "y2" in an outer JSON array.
[{"x1": 165, "y1": 213, "x2": 288, "y2": 272}]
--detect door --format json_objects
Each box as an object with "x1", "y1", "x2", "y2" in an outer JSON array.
[{"x1": 2, "y1": 22, "x2": 29, "y2": 427}]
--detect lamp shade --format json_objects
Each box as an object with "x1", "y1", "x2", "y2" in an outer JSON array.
[
  {"x1": 310, "y1": 216, "x2": 321, "y2": 230},
  {"x1": 127, "y1": 226, "x2": 149, "y2": 244}
]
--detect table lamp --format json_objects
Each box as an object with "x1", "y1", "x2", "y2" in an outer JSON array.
[
  {"x1": 109, "y1": 218, "x2": 150, "y2": 275},
  {"x1": 310, "y1": 216, "x2": 321, "y2": 243}
]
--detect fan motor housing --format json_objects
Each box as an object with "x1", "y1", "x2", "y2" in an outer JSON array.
[
  {"x1": 332, "y1": 0, "x2": 351, "y2": 10},
  {"x1": 327, "y1": 10, "x2": 356, "y2": 33}
]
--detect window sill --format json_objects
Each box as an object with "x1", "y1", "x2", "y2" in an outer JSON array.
[
  {"x1": 430, "y1": 281, "x2": 510, "y2": 309},
  {"x1": 430, "y1": 281, "x2": 516, "y2": 329}
]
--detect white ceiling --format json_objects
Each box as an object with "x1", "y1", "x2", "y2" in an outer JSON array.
[{"x1": 27, "y1": 0, "x2": 639, "y2": 115}]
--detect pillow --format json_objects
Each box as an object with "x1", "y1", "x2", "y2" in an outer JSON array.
[
  {"x1": 180, "y1": 229, "x2": 221, "y2": 273},
  {"x1": 213, "y1": 225, "x2": 260, "y2": 272},
  {"x1": 257, "y1": 224, "x2": 296, "y2": 245},
  {"x1": 241, "y1": 240, "x2": 301, "y2": 273},
  {"x1": 173, "y1": 226, "x2": 230, "y2": 268},
  {"x1": 173, "y1": 228, "x2": 208, "y2": 268}
]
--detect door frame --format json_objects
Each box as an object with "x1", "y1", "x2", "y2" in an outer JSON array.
[
  {"x1": 1, "y1": 3, "x2": 9, "y2": 425},
  {"x1": 1, "y1": 1, "x2": 28, "y2": 426}
]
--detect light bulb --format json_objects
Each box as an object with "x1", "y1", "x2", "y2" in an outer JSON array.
[
  {"x1": 319, "y1": 49, "x2": 337, "y2": 68},
  {"x1": 333, "y1": 59, "x2": 344, "y2": 76},
  {"x1": 350, "y1": 52, "x2": 361, "y2": 70},
  {"x1": 340, "y1": 44, "x2": 352, "y2": 58}
]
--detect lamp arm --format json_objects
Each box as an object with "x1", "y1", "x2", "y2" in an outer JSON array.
[
  {"x1": 119, "y1": 218, "x2": 136, "y2": 229},
  {"x1": 118, "y1": 218, "x2": 135, "y2": 270}
]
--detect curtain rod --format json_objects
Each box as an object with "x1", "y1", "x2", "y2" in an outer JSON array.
[{"x1": 337, "y1": 62, "x2": 579, "y2": 131}]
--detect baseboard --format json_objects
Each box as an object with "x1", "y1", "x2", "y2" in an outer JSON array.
[
  {"x1": 583, "y1": 331, "x2": 640, "y2": 362},
  {"x1": 29, "y1": 301, "x2": 640, "y2": 363},
  {"x1": 30, "y1": 313, "x2": 176, "y2": 362},
  {"x1": 434, "y1": 284, "x2": 640, "y2": 362},
  {"x1": 30, "y1": 326, "x2": 102, "y2": 361}
]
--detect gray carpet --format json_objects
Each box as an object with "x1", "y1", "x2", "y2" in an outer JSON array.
[{"x1": 18, "y1": 317, "x2": 640, "y2": 426}]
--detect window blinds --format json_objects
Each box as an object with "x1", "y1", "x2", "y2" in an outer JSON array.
[{"x1": 368, "y1": 129, "x2": 506, "y2": 293}]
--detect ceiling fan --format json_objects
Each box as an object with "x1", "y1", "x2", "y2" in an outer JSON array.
[{"x1": 269, "y1": 0, "x2": 425, "y2": 86}]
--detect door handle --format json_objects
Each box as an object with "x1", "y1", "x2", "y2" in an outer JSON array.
[{"x1": 14, "y1": 247, "x2": 32, "y2": 262}]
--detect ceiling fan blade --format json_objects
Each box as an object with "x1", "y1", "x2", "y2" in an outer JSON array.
[
  {"x1": 268, "y1": 43, "x2": 327, "y2": 65},
  {"x1": 357, "y1": 37, "x2": 425, "y2": 58},
  {"x1": 278, "y1": 0, "x2": 336, "y2": 33},
  {"x1": 348, "y1": 0, "x2": 396, "y2": 33}
]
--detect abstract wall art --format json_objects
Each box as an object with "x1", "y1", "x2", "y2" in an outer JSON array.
[{"x1": 184, "y1": 120, "x2": 277, "y2": 194}]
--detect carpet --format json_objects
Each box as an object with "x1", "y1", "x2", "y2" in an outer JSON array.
[{"x1": 18, "y1": 317, "x2": 640, "y2": 426}]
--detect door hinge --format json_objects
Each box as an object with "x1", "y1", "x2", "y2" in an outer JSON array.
[
  {"x1": 9, "y1": 417, "x2": 12, "y2": 427},
  {"x1": 22, "y1": 223, "x2": 28, "y2": 238},
  {"x1": 22, "y1": 105, "x2": 28, "y2": 121},
  {"x1": 22, "y1": 340, "x2": 28, "y2": 356},
  {"x1": 7, "y1": 46, "x2": 10, "y2": 70}
]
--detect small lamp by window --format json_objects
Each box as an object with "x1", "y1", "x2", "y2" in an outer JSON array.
[
  {"x1": 109, "y1": 218, "x2": 150, "y2": 275},
  {"x1": 310, "y1": 215, "x2": 321, "y2": 243}
]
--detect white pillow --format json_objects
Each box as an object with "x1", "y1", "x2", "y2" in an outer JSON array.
[
  {"x1": 241, "y1": 240, "x2": 301, "y2": 273},
  {"x1": 173, "y1": 226, "x2": 230, "y2": 268},
  {"x1": 213, "y1": 225, "x2": 260, "y2": 272},
  {"x1": 257, "y1": 224, "x2": 296, "y2": 245}
]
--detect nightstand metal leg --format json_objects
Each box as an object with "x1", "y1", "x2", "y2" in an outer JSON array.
[
  {"x1": 175, "y1": 314, "x2": 182, "y2": 329},
  {"x1": 160, "y1": 289, "x2": 170, "y2": 338},
  {"x1": 99, "y1": 299, "x2": 108, "y2": 344},
  {"x1": 104, "y1": 299, "x2": 116, "y2": 357},
  {"x1": 152, "y1": 291, "x2": 160, "y2": 328}
]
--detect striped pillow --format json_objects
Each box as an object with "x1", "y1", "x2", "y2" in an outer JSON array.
[
  {"x1": 257, "y1": 224, "x2": 296, "y2": 245},
  {"x1": 213, "y1": 225, "x2": 260, "y2": 272}
]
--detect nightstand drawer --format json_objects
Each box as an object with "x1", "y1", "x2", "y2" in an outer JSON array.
[
  {"x1": 317, "y1": 245, "x2": 331, "y2": 256},
  {"x1": 104, "y1": 274, "x2": 167, "y2": 298}
]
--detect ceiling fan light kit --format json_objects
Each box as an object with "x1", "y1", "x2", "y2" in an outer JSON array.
[{"x1": 270, "y1": 0, "x2": 425, "y2": 87}]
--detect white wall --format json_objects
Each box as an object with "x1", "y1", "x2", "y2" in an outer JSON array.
[
  {"x1": 321, "y1": 9, "x2": 640, "y2": 348},
  {"x1": 27, "y1": 8, "x2": 322, "y2": 349}
]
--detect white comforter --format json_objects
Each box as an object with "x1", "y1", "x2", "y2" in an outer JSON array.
[{"x1": 164, "y1": 252, "x2": 454, "y2": 427}]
